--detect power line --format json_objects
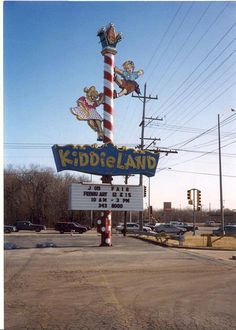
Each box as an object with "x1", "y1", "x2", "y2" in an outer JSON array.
[
  {"x1": 166, "y1": 139, "x2": 236, "y2": 167},
  {"x1": 169, "y1": 168, "x2": 236, "y2": 178},
  {"x1": 151, "y1": 20, "x2": 236, "y2": 119},
  {"x1": 144, "y1": 2, "x2": 184, "y2": 74},
  {"x1": 172, "y1": 113, "x2": 236, "y2": 149},
  {"x1": 161, "y1": 47, "x2": 236, "y2": 120},
  {"x1": 146, "y1": 2, "x2": 194, "y2": 83},
  {"x1": 152, "y1": 2, "x2": 231, "y2": 97},
  {"x1": 164, "y1": 64, "x2": 236, "y2": 129},
  {"x1": 152, "y1": 2, "x2": 212, "y2": 92},
  {"x1": 160, "y1": 81, "x2": 236, "y2": 144}
]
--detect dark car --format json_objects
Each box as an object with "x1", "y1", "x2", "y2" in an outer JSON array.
[
  {"x1": 4, "y1": 225, "x2": 17, "y2": 233},
  {"x1": 213, "y1": 225, "x2": 236, "y2": 236},
  {"x1": 54, "y1": 222, "x2": 87, "y2": 234},
  {"x1": 154, "y1": 224, "x2": 186, "y2": 235},
  {"x1": 74, "y1": 223, "x2": 90, "y2": 231},
  {"x1": 14, "y1": 221, "x2": 46, "y2": 232}
]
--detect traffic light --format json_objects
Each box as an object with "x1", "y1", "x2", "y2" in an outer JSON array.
[
  {"x1": 187, "y1": 189, "x2": 193, "y2": 205},
  {"x1": 197, "y1": 190, "x2": 201, "y2": 211},
  {"x1": 150, "y1": 205, "x2": 153, "y2": 215},
  {"x1": 144, "y1": 185, "x2": 147, "y2": 197}
]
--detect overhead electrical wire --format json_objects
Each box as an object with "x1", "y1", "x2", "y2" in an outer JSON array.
[
  {"x1": 151, "y1": 2, "x2": 212, "y2": 92},
  {"x1": 144, "y1": 41, "x2": 235, "y2": 138},
  {"x1": 181, "y1": 82, "x2": 236, "y2": 127},
  {"x1": 143, "y1": 2, "x2": 184, "y2": 75},
  {"x1": 164, "y1": 64, "x2": 236, "y2": 128},
  {"x1": 126, "y1": 3, "x2": 233, "y2": 143},
  {"x1": 160, "y1": 45, "x2": 236, "y2": 120},
  {"x1": 160, "y1": 81, "x2": 236, "y2": 144},
  {"x1": 147, "y1": 58, "x2": 236, "y2": 143},
  {"x1": 170, "y1": 112, "x2": 236, "y2": 148},
  {"x1": 127, "y1": 3, "x2": 185, "y2": 144},
  {"x1": 155, "y1": 22, "x2": 236, "y2": 118},
  {"x1": 151, "y1": 2, "x2": 230, "y2": 97},
  {"x1": 163, "y1": 138, "x2": 236, "y2": 168},
  {"x1": 190, "y1": 134, "x2": 236, "y2": 150},
  {"x1": 168, "y1": 169, "x2": 236, "y2": 178},
  {"x1": 147, "y1": 122, "x2": 236, "y2": 136},
  {"x1": 145, "y1": 2, "x2": 194, "y2": 83},
  {"x1": 156, "y1": 114, "x2": 236, "y2": 168}
]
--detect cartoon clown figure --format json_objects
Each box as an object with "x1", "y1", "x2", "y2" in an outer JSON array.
[
  {"x1": 70, "y1": 86, "x2": 104, "y2": 141},
  {"x1": 114, "y1": 60, "x2": 144, "y2": 98}
]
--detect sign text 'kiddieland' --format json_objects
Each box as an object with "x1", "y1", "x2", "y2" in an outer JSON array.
[{"x1": 52, "y1": 143, "x2": 159, "y2": 177}]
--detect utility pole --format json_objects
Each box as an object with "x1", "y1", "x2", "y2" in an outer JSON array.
[
  {"x1": 132, "y1": 83, "x2": 160, "y2": 230},
  {"x1": 218, "y1": 113, "x2": 224, "y2": 235}
]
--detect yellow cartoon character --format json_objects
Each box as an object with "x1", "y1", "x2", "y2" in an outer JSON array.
[
  {"x1": 114, "y1": 60, "x2": 144, "y2": 98},
  {"x1": 70, "y1": 86, "x2": 104, "y2": 141}
]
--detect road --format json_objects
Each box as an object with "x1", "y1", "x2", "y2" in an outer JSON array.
[{"x1": 4, "y1": 231, "x2": 236, "y2": 330}]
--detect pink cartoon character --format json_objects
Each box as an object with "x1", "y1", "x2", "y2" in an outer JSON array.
[
  {"x1": 70, "y1": 86, "x2": 104, "y2": 141},
  {"x1": 113, "y1": 60, "x2": 144, "y2": 98}
]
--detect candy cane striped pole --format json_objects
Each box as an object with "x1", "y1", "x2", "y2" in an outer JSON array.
[
  {"x1": 97, "y1": 23, "x2": 121, "y2": 247},
  {"x1": 101, "y1": 51, "x2": 114, "y2": 246},
  {"x1": 103, "y1": 52, "x2": 114, "y2": 143}
]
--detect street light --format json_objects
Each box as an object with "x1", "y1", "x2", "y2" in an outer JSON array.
[{"x1": 218, "y1": 108, "x2": 235, "y2": 235}]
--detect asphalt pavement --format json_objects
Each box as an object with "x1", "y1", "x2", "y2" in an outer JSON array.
[{"x1": 4, "y1": 231, "x2": 236, "y2": 330}]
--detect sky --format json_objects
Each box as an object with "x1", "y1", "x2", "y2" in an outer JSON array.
[{"x1": 3, "y1": 1, "x2": 236, "y2": 211}]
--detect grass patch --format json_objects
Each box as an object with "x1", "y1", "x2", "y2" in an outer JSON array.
[{"x1": 139, "y1": 234, "x2": 236, "y2": 250}]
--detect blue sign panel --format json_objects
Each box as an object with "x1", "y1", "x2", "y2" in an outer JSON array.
[{"x1": 52, "y1": 143, "x2": 159, "y2": 177}]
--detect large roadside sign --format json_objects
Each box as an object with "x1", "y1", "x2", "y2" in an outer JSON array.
[
  {"x1": 69, "y1": 183, "x2": 144, "y2": 211},
  {"x1": 52, "y1": 143, "x2": 160, "y2": 177}
]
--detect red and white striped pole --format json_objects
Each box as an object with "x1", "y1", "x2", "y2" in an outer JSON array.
[
  {"x1": 103, "y1": 52, "x2": 115, "y2": 143},
  {"x1": 97, "y1": 24, "x2": 121, "y2": 246},
  {"x1": 100, "y1": 51, "x2": 115, "y2": 247}
]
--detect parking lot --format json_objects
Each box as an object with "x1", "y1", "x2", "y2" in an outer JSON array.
[{"x1": 4, "y1": 231, "x2": 236, "y2": 330}]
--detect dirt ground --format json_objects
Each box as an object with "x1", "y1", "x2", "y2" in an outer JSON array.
[{"x1": 4, "y1": 231, "x2": 236, "y2": 330}]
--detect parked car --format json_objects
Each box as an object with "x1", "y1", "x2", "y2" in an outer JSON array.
[
  {"x1": 205, "y1": 220, "x2": 216, "y2": 226},
  {"x1": 154, "y1": 224, "x2": 186, "y2": 235},
  {"x1": 169, "y1": 221, "x2": 184, "y2": 226},
  {"x1": 14, "y1": 221, "x2": 46, "y2": 232},
  {"x1": 74, "y1": 223, "x2": 90, "y2": 231},
  {"x1": 169, "y1": 221, "x2": 198, "y2": 232},
  {"x1": 116, "y1": 223, "x2": 152, "y2": 233},
  {"x1": 144, "y1": 223, "x2": 157, "y2": 230},
  {"x1": 4, "y1": 224, "x2": 17, "y2": 233},
  {"x1": 54, "y1": 222, "x2": 87, "y2": 234},
  {"x1": 213, "y1": 225, "x2": 236, "y2": 236}
]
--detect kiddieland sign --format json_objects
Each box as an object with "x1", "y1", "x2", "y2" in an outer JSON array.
[{"x1": 52, "y1": 143, "x2": 159, "y2": 177}]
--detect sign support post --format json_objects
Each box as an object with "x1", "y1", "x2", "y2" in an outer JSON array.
[{"x1": 97, "y1": 23, "x2": 122, "y2": 246}]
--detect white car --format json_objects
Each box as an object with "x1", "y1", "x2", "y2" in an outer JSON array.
[{"x1": 116, "y1": 223, "x2": 152, "y2": 233}]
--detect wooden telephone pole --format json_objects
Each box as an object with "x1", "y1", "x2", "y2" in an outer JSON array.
[{"x1": 132, "y1": 83, "x2": 160, "y2": 230}]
